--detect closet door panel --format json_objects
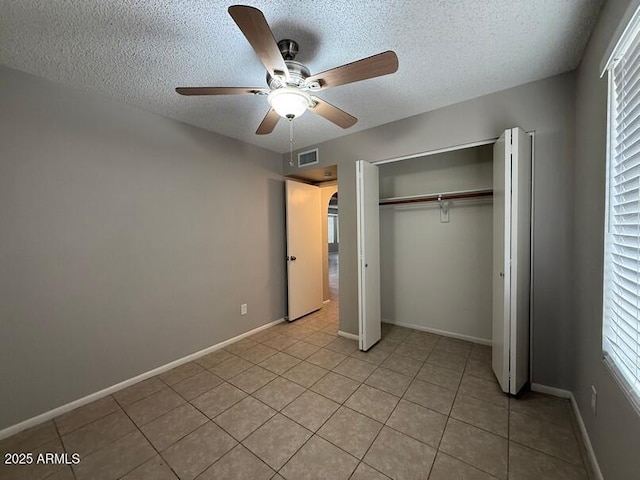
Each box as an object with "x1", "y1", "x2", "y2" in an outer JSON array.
[
  {"x1": 510, "y1": 128, "x2": 532, "y2": 394},
  {"x1": 492, "y1": 131, "x2": 511, "y2": 392},
  {"x1": 492, "y1": 127, "x2": 531, "y2": 395},
  {"x1": 356, "y1": 160, "x2": 381, "y2": 351}
]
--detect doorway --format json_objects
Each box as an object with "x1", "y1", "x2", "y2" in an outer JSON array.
[
  {"x1": 327, "y1": 192, "x2": 339, "y2": 302},
  {"x1": 319, "y1": 184, "x2": 339, "y2": 325},
  {"x1": 285, "y1": 165, "x2": 339, "y2": 324},
  {"x1": 324, "y1": 192, "x2": 339, "y2": 324}
]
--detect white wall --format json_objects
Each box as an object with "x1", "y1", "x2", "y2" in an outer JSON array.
[
  {"x1": 284, "y1": 72, "x2": 575, "y2": 389},
  {"x1": 379, "y1": 146, "x2": 493, "y2": 341},
  {"x1": 0, "y1": 66, "x2": 286, "y2": 430},
  {"x1": 571, "y1": 1, "x2": 640, "y2": 478}
]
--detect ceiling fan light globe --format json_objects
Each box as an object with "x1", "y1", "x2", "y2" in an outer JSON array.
[{"x1": 268, "y1": 87, "x2": 311, "y2": 119}]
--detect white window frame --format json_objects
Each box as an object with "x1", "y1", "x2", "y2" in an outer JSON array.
[
  {"x1": 602, "y1": 5, "x2": 640, "y2": 415},
  {"x1": 328, "y1": 213, "x2": 339, "y2": 244}
]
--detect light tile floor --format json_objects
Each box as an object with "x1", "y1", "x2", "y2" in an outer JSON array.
[{"x1": 0, "y1": 300, "x2": 592, "y2": 480}]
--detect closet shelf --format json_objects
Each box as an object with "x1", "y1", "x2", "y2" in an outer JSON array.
[{"x1": 379, "y1": 188, "x2": 493, "y2": 206}]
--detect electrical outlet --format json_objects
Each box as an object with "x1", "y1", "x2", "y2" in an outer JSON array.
[
  {"x1": 591, "y1": 385, "x2": 597, "y2": 415},
  {"x1": 241, "y1": 304, "x2": 247, "y2": 315}
]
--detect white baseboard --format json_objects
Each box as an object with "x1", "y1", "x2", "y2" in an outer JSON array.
[
  {"x1": 531, "y1": 383, "x2": 603, "y2": 480},
  {"x1": 382, "y1": 319, "x2": 491, "y2": 346},
  {"x1": 530, "y1": 383, "x2": 572, "y2": 398},
  {"x1": 338, "y1": 330, "x2": 359, "y2": 341},
  {"x1": 0, "y1": 317, "x2": 285, "y2": 441}
]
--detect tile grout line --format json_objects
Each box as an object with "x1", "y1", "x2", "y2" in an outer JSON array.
[
  {"x1": 351, "y1": 334, "x2": 441, "y2": 479},
  {"x1": 55, "y1": 397, "x2": 123, "y2": 438},
  {"x1": 63, "y1": 398, "x2": 157, "y2": 479},
  {"x1": 214, "y1": 343, "x2": 362, "y2": 475},
  {"x1": 238, "y1": 342, "x2": 381, "y2": 478},
  {"x1": 508, "y1": 397, "x2": 593, "y2": 470},
  {"x1": 566, "y1": 398, "x2": 594, "y2": 478},
  {"x1": 216, "y1": 340, "x2": 370, "y2": 476},
  {"x1": 433, "y1": 335, "x2": 461, "y2": 479},
  {"x1": 506, "y1": 436, "x2": 589, "y2": 468},
  {"x1": 507, "y1": 391, "x2": 511, "y2": 479},
  {"x1": 109, "y1": 400, "x2": 178, "y2": 480},
  {"x1": 52, "y1": 417, "x2": 78, "y2": 480},
  {"x1": 119, "y1": 361, "x2": 250, "y2": 479},
  {"x1": 13, "y1": 315, "x2": 563, "y2": 480},
  {"x1": 432, "y1": 339, "x2": 509, "y2": 480},
  {"x1": 145, "y1": 333, "x2": 436, "y2": 477},
  {"x1": 178, "y1": 398, "x2": 254, "y2": 479}
]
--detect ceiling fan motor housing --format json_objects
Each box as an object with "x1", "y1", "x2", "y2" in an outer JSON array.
[
  {"x1": 277, "y1": 39, "x2": 298, "y2": 60},
  {"x1": 267, "y1": 60, "x2": 310, "y2": 89},
  {"x1": 267, "y1": 39, "x2": 314, "y2": 90}
]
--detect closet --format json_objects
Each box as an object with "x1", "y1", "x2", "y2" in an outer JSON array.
[
  {"x1": 357, "y1": 127, "x2": 532, "y2": 394},
  {"x1": 378, "y1": 143, "x2": 494, "y2": 342}
]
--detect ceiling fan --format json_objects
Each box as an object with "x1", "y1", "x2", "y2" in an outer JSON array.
[{"x1": 175, "y1": 5, "x2": 399, "y2": 135}]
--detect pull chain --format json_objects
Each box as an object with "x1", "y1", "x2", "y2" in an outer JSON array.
[{"x1": 289, "y1": 118, "x2": 294, "y2": 166}]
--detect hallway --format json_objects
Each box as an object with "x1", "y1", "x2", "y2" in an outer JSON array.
[{"x1": 328, "y1": 252, "x2": 338, "y2": 302}]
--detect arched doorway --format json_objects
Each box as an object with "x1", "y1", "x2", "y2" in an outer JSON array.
[{"x1": 327, "y1": 192, "x2": 339, "y2": 302}]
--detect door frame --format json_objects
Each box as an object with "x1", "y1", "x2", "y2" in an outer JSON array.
[{"x1": 369, "y1": 134, "x2": 535, "y2": 381}]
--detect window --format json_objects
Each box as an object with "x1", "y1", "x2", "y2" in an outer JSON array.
[
  {"x1": 328, "y1": 214, "x2": 339, "y2": 244},
  {"x1": 603, "y1": 7, "x2": 640, "y2": 412}
]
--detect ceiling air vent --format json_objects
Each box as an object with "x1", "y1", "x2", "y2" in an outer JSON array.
[{"x1": 298, "y1": 149, "x2": 319, "y2": 168}]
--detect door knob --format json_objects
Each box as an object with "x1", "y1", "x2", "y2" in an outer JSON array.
[{"x1": 290, "y1": 256, "x2": 297, "y2": 261}]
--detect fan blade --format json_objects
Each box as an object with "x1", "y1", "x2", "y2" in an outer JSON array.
[
  {"x1": 306, "y1": 51, "x2": 398, "y2": 90},
  {"x1": 228, "y1": 5, "x2": 289, "y2": 81},
  {"x1": 309, "y1": 97, "x2": 357, "y2": 129},
  {"x1": 256, "y1": 108, "x2": 280, "y2": 135},
  {"x1": 175, "y1": 87, "x2": 267, "y2": 96}
]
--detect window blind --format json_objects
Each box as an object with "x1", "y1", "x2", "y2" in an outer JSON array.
[{"x1": 604, "y1": 12, "x2": 640, "y2": 410}]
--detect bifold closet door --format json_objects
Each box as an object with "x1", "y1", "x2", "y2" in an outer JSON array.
[
  {"x1": 356, "y1": 160, "x2": 381, "y2": 351},
  {"x1": 286, "y1": 179, "x2": 323, "y2": 321},
  {"x1": 492, "y1": 127, "x2": 532, "y2": 395},
  {"x1": 492, "y1": 132, "x2": 510, "y2": 392},
  {"x1": 509, "y1": 127, "x2": 532, "y2": 395}
]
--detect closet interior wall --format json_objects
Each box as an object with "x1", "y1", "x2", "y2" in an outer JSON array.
[{"x1": 378, "y1": 144, "x2": 494, "y2": 343}]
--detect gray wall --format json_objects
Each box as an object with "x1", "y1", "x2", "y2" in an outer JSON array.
[
  {"x1": 572, "y1": 0, "x2": 640, "y2": 478},
  {"x1": 284, "y1": 72, "x2": 576, "y2": 389},
  {"x1": 0, "y1": 66, "x2": 286, "y2": 430},
  {"x1": 379, "y1": 146, "x2": 493, "y2": 341}
]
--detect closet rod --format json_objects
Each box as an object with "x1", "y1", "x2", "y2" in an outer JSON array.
[{"x1": 379, "y1": 188, "x2": 493, "y2": 206}]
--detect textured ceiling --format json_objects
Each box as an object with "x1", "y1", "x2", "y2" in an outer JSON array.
[{"x1": 0, "y1": 0, "x2": 602, "y2": 154}]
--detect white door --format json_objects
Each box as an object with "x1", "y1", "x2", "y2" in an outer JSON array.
[
  {"x1": 510, "y1": 128, "x2": 532, "y2": 395},
  {"x1": 286, "y1": 179, "x2": 323, "y2": 321},
  {"x1": 492, "y1": 132, "x2": 511, "y2": 392},
  {"x1": 492, "y1": 128, "x2": 532, "y2": 394},
  {"x1": 356, "y1": 160, "x2": 381, "y2": 350}
]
